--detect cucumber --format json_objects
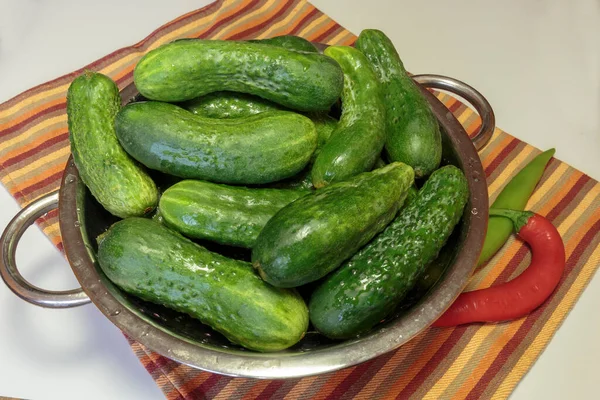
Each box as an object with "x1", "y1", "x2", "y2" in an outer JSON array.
[
  {"x1": 252, "y1": 162, "x2": 414, "y2": 288},
  {"x1": 114, "y1": 102, "x2": 317, "y2": 184},
  {"x1": 133, "y1": 39, "x2": 343, "y2": 112},
  {"x1": 159, "y1": 180, "x2": 309, "y2": 248},
  {"x1": 311, "y1": 46, "x2": 386, "y2": 188},
  {"x1": 355, "y1": 29, "x2": 442, "y2": 178},
  {"x1": 97, "y1": 217, "x2": 308, "y2": 352},
  {"x1": 309, "y1": 165, "x2": 468, "y2": 339},
  {"x1": 184, "y1": 94, "x2": 337, "y2": 162},
  {"x1": 263, "y1": 167, "x2": 315, "y2": 191},
  {"x1": 184, "y1": 92, "x2": 283, "y2": 118},
  {"x1": 372, "y1": 157, "x2": 387, "y2": 170},
  {"x1": 249, "y1": 35, "x2": 319, "y2": 53},
  {"x1": 66, "y1": 71, "x2": 158, "y2": 218}
]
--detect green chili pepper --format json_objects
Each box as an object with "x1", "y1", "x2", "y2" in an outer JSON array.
[{"x1": 478, "y1": 148, "x2": 555, "y2": 266}]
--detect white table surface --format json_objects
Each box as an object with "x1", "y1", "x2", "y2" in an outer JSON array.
[{"x1": 0, "y1": 1, "x2": 598, "y2": 399}]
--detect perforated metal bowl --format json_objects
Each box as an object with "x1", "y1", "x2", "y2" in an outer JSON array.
[{"x1": 1, "y1": 72, "x2": 493, "y2": 378}]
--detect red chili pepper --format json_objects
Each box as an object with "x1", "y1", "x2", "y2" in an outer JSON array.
[{"x1": 433, "y1": 209, "x2": 565, "y2": 327}]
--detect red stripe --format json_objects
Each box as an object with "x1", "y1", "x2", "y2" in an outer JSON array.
[
  {"x1": 396, "y1": 326, "x2": 470, "y2": 399},
  {"x1": 288, "y1": 7, "x2": 319, "y2": 35},
  {"x1": 116, "y1": 70, "x2": 134, "y2": 87},
  {"x1": 324, "y1": 349, "x2": 398, "y2": 400},
  {"x1": 313, "y1": 23, "x2": 341, "y2": 43},
  {"x1": 324, "y1": 362, "x2": 376, "y2": 399},
  {"x1": 466, "y1": 218, "x2": 600, "y2": 399},
  {"x1": 187, "y1": 373, "x2": 223, "y2": 398},
  {"x1": 1, "y1": 102, "x2": 66, "y2": 138},
  {"x1": 448, "y1": 99, "x2": 462, "y2": 113},
  {"x1": 227, "y1": 1, "x2": 297, "y2": 40},
  {"x1": 255, "y1": 380, "x2": 287, "y2": 400},
  {"x1": 2, "y1": 131, "x2": 68, "y2": 167},
  {"x1": 546, "y1": 175, "x2": 590, "y2": 221},
  {"x1": 13, "y1": 170, "x2": 64, "y2": 201},
  {"x1": 144, "y1": 355, "x2": 172, "y2": 375},
  {"x1": 204, "y1": 374, "x2": 234, "y2": 399},
  {"x1": 198, "y1": 0, "x2": 263, "y2": 39},
  {"x1": 467, "y1": 122, "x2": 482, "y2": 138},
  {"x1": 484, "y1": 138, "x2": 520, "y2": 177}
]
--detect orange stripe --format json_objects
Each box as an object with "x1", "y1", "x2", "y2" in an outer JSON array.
[
  {"x1": 11, "y1": 157, "x2": 67, "y2": 190},
  {"x1": 256, "y1": 2, "x2": 312, "y2": 38},
  {"x1": 481, "y1": 135, "x2": 514, "y2": 171},
  {"x1": 0, "y1": 96, "x2": 65, "y2": 133},
  {"x1": 220, "y1": 0, "x2": 282, "y2": 39},
  {"x1": 380, "y1": 328, "x2": 454, "y2": 397},
  {"x1": 1, "y1": 127, "x2": 66, "y2": 162}
]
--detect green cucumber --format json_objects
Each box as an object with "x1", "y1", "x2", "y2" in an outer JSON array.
[
  {"x1": 309, "y1": 165, "x2": 468, "y2": 339},
  {"x1": 372, "y1": 157, "x2": 387, "y2": 170},
  {"x1": 97, "y1": 217, "x2": 308, "y2": 352},
  {"x1": 252, "y1": 162, "x2": 414, "y2": 288},
  {"x1": 184, "y1": 92, "x2": 283, "y2": 118},
  {"x1": 311, "y1": 46, "x2": 386, "y2": 188},
  {"x1": 66, "y1": 71, "x2": 158, "y2": 218},
  {"x1": 159, "y1": 180, "x2": 309, "y2": 248},
  {"x1": 114, "y1": 102, "x2": 317, "y2": 184},
  {"x1": 356, "y1": 29, "x2": 442, "y2": 178},
  {"x1": 133, "y1": 39, "x2": 343, "y2": 112},
  {"x1": 184, "y1": 94, "x2": 337, "y2": 162},
  {"x1": 264, "y1": 167, "x2": 315, "y2": 190},
  {"x1": 249, "y1": 35, "x2": 319, "y2": 53}
]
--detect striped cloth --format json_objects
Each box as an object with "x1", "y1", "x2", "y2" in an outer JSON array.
[{"x1": 0, "y1": 0, "x2": 598, "y2": 398}]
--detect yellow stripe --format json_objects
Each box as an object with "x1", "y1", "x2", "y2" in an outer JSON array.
[
  {"x1": 7, "y1": 146, "x2": 69, "y2": 180},
  {"x1": 214, "y1": 0, "x2": 278, "y2": 39},
  {"x1": 557, "y1": 185, "x2": 600, "y2": 234},
  {"x1": 0, "y1": 85, "x2": 70, "y2": 121},
  {"x1": 493, "y1": 240, "x2": 600, "y2": 399},
  {"x1": 0, "y1": 116, "x2": 65, "y2": 153},
  {"x1": 254, "y1": 2, "x2": 310, "y2": 39},
  {"x1": 42, "y1": 224, "x2": 60, "y2": 238},
  {"x1": 296, "y1": 13, "x2": 329, "y2": 37},
  {"x1": 457, "y1": 107, "x2": 474, "y2": 125},
  {"x1": 525, "y1": 163, "x2": 571, "y2": 208},
  {"x1": 327, "y1": 29, "x2": 351, "y2": 46},
  {"x1": 487, "y1": 146, "x2": 536, "y2": 198}
]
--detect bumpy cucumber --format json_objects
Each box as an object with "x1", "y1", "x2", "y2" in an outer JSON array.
[
  {"x1": 311, "y1": 46, "x2": 386, "y2": 188},
  {"x1": 159, "y1": 180, "x2": 309, "y2": 248},
  {"x1": 114, "y1": 102, "x2": 317, "y2": 184},
  {"x1": 309, "y1": 165, "x2": 468, "y2": 339},
  {"x1": 184, "y1": 93, "x2": 337, "y2": 161},
  {"x1": 97, "y1": 217, "x2": 308, "y2": 352},
  {"x1": 66, "y1": 71, "x2": 158, "y2": 218},
  {"x1": 356, "y1": 29, "x2": 442, "y2": 177},
  {"x1": 249, "y1": 35, "x2": 319, "y2": 53},
  {"x1": 184, "y1": 92, "x2": 283, "y2": 118},
  {"x1": 252, "y1": 162, "x2": 414, "y2": 288},
  {"x1": 133, "y1": 39, "x2": 343, "y2": 111}
]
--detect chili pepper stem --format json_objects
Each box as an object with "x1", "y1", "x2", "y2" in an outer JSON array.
[{"x1": 488, "y1": 208, "x2": 534, "y2": 232}]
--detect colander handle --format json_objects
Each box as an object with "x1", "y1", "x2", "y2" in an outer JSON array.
[
  {"x1": 0, "y1": 190, "x2": 90, "y2": 308},
  {"x1": 412, "y1": 74, "x2": 495, "y2": 151}
]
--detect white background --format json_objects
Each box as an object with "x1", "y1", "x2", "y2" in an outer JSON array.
[{"x1": 0, "y1": 1, "x2": 598, "y2": 399}]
